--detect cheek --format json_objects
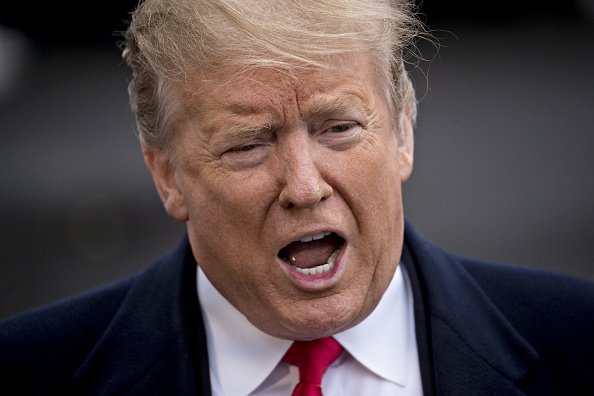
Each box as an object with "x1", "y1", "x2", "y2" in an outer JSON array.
[
  {"x1": 338, "y1": 142, "x2": 403, "y2": 217},
  {"x1": 180, "y1": 165, "x2": 284, "y2": 285},
  {"x1": 182, "y1": 166, "x2": 271, "y2": 230}
]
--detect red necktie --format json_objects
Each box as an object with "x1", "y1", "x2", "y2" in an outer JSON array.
[{"x1": 282, "y1": 337, "x2": 344, "y2": 396}]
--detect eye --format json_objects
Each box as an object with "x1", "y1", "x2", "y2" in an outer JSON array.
[
  {"x1": 228, "y1": 144, "x2": 259, "y2": 153},
  {"x1": 318, "y1": 121, "x2": 362, "y2": 150},
  {"x1": 222, "y1": 143, "x2": 269, "y2": 169},
  {"x1": 327, "y1": 122, "x2": 359, "y2": 133}
]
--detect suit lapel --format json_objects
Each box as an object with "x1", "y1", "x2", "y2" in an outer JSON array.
[
  {"x1": 402, "y1": 222, "x2": 540, "y2": 395},
  {"x1": 72, "y1": 238, "x2": 212, "y2": 395}
]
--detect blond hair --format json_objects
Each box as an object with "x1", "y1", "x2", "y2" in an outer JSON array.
[{"x1": 123, "y1": 0, "x2": 421, "y2": 151}]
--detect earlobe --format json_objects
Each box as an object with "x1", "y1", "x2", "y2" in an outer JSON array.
[
  {"x1": 397, "y1": 103, "x2": 415, "y2": 182},
  {"x1": 143, "y1": 147, "x2": 189, "y2": 222}
]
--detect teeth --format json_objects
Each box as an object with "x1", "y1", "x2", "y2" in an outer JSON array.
[
  {"x1": 299, "y1": 231, "x2": 331, "y2": 243},
  {"x1": 293, "y1": 249, "x2": 340, "y2": 276}
]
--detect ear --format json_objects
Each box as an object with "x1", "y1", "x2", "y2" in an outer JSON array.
[
  {"x1": 397, "y1": 102, "x2": 414, "y2": 183},
  {"x1": 143, "y1": 146, "x2": 189, "y2": 222}
]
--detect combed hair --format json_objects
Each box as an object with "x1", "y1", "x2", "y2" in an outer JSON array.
[{"x1": 123, "y1": 0, "x2": 422, "y2": 151}]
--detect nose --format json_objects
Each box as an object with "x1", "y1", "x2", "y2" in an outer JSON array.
[{"x1": 278, "y1": 142, "x2": 333, "y2": 209}]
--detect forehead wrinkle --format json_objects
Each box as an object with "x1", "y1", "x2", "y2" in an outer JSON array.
[
  {"x1": 226, "y1": 72, "x2": 292, "y2": 110},
  {"x1": 183, "y1": 72, "x2": 284, "y2": 116},
  {"x1": 222, "y1": 80, "x2": 287, "y2": 120},
  {"x1": 224, "y1": 101, "x2": 282, "y2": 120},
  {"x1": 197, "y1": 97, "x2": 280, "y2": 146}
]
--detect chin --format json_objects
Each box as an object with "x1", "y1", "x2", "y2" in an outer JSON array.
[{"x1": 265, "y1": 293, "x2": 372, "y2": 340}]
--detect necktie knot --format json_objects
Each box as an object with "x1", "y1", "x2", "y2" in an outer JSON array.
[{"x1": 282, "y1": 337, "x2": 344, "y2": 396}]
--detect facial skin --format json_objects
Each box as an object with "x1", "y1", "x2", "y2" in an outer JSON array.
[{"x1": 144, "y1": 53, "x2": 414, "y2": 340}]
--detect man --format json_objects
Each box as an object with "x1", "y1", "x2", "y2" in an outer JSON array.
[{"x1": 1, "y1": 0, "x2": 593, "y2": 395}]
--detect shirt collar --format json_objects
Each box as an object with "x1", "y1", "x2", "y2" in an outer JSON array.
[
  {"x1": 197, "y1": 268, "x2": 292, "y2": 396},
  {"x1": 197, "y1": 263, "x2": 415, "y2": 395},
  {"x1": 334, "y1": 264, "x2": 415, "y2": 386}
]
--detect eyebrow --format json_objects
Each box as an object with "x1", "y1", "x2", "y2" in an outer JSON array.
[
  {"x1": 223, "y1": 91, "x2": 368, "y2": 120},
  {"x1": 303, "y1": 93, "x2": 370, "y2": 121},
  {"x1": 208, "y1": 119, "x2": 275, "y2": 148}
]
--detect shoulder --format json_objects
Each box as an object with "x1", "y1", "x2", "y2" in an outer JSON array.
[
  {"x1": 408, "y1": 223, "x2": 594, "y2": 339},
  {"x1": 404, "y1": 221, "x2": 594, "y2": 320},
  {"x1": 460, "y1": 256, "x2": 594, "y2": 342},
  {"x1": 460, "y1": 256, "x2": 594, "y2": 391},
  {"x1": 460, "y1": 255, "x2": 594, "y2": 302},
  {"x1": 0, "y1": 273, "x2": 138, "y2": 391},
  {"x1": 0, "y1": 274, "x2": 137, "y2": 344},
  {"x1": 404, "y1": 222, "x2": 594, "y2": 391},
  {"x1": 0, "y1": 237, "x2": 200, "y2": 394}
]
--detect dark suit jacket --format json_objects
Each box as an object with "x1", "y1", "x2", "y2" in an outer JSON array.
[{"x1": 1, "y1": 222, "x2": 593, "y2": 395}]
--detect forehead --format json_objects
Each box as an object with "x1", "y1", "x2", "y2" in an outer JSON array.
[{"x1": 179, "y1": 53, "x2": 382, "y2": 121}]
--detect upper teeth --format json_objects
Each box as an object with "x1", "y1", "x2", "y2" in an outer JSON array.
[{"x1": 298, "y1": 232, "x2": 331, "y2": 242}]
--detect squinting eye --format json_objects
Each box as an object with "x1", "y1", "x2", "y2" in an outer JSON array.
[
  {"x1": 328, "y1": 123, "x2": 358, "y2": 133},
  {"x1": 228, "y1": 144, "x2": 258, "y2": 153},
  {"x1": 318, "y1": 121, "x2": 362, "y2": 150},
  {"x1": 222, "y1": 143, "x2": 269, "y2": 169}
]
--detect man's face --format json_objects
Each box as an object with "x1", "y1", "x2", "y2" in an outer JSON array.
[{"x1": 146, "y1": 53, "x2": 414, "y2": 340}]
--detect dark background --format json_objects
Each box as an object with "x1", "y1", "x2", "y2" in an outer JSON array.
[{"x1": 1, "y1": 1, "x2": 593, "y2": 319}]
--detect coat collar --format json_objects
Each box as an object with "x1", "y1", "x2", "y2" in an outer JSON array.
[{"x1": 402, "y1": 221, "x2": 540, "y2": 395}]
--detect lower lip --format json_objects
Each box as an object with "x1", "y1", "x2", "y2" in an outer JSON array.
[{"x1": 278, "y1": 245, "x2": 347, "y2": 291}]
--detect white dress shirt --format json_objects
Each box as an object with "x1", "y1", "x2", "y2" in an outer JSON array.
[{"x1": 197, "y1": 263, "x2": 423, "y2": 395}]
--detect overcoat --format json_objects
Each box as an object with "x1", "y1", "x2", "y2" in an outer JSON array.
[{"x1": 2, "y1": 222, "x2": 593, "y2": 395}]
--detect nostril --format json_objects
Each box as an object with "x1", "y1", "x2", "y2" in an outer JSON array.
[{"x1": 321, "y1": 185, "x2": 332, "y2": 200}]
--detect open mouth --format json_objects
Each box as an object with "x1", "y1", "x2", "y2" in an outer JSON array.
[{"x1": 278, "y1": 232, "x2": 346, "y2": 276}]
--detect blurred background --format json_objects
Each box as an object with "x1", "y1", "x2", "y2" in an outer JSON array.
[{"x1": 1, "y1": 1, "x2": 593, "y2": 319}]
